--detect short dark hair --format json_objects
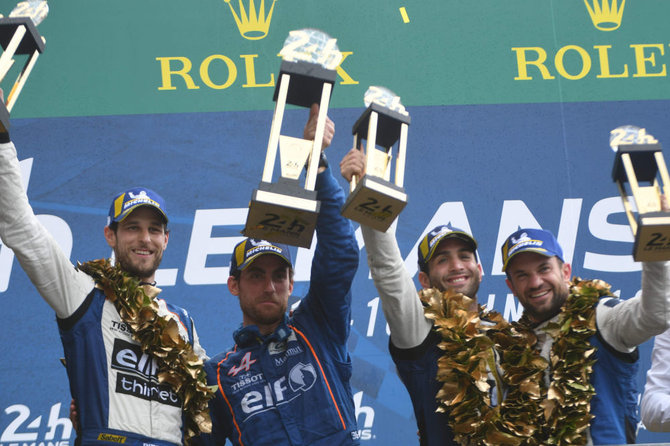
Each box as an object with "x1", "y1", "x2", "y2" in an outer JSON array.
[
  {"x1": 420, "y1": 248, "x2": 478, "y2": 275},
  {"x1": 230, "y1": 263, "x2": 294, "y2": 281},
  {"x1": 505, "y1": 256, "x2": 564, "y2": 281},
  {"x1": 107, "y1": 220, "x2": 169, "y2": 234}
]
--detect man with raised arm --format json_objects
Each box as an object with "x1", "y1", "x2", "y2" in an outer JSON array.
[
  {"x1": 500, "y1": 228, "x2": 670, "y2": 444},
  {"x1": 0, "y1": 122, "x2": 209, "y2": 443},
  {"x1": 201, "y1": 106, "x2": 361, "y2": 445},
  {"x1": 340, "y1": 147, "x2": 486, "y2": 445}
]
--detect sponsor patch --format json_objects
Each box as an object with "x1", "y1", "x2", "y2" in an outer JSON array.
[{"x1": 97, "y1": 433, "x2": 127, "y2": 443}]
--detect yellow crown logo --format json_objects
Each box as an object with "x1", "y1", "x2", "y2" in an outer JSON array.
[
  {"x1": 223, "y1": 0, "x2": 276, "y2": 40},
  {"x1": 584, "y1": 0, "x2": 625, "y2": 31}
]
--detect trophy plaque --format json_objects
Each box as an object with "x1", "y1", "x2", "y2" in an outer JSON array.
[
  {"x1": 341, "y1": 86, "x2": 410, "y2": 232},
  {"x1": 611, "y1": 125, "x2": 670, "y2": 261},
  {"x1": 0, "y1": 1, "x2": 48, "y2": 132},
  {"x1": 243, "y1": 29, "x2": 342, "y2": 248}
]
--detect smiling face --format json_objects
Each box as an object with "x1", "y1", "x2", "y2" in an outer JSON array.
[
  {"x1": 505, "y1": 252, "x2": 572, "y2": 323},
  {"x1": 228, "y1": 254, "x2": 294, "y2": 335},
  {"x1": 418, "y1": 237, "x2": 482, "y2": 300},
  {"x1": 103, "y1": 206, "x2": 168, "y2": 283}
]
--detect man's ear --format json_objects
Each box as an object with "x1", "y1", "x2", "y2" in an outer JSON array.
[
  {"x1": 228, "y1": 276, "x2": 240, "y2": 296},
  {"x1": 418, "y1": 271, "x2": 431, "y2": 289},
  {"x1": 103, "y1": 226, "x2": 115, "y2": 249},
  {"x1": 162, "y1": 230, "x2": 169, "y2": 250},
  {"x1": 562, "y1": 262, "x2": 572, "y2": 282},
  {"x1": 505, "y1": 277, "x2": 516, "y2": 296}
]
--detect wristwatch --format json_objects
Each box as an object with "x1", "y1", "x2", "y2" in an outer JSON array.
[
  {"x1": 306, "y1": 151, "x2": 328, "y2": 170},
  {"x1": 318, "y1": 150, "x2": 328, "y2": 169}
]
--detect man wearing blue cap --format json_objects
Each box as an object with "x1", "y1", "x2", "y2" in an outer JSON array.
[
  {"x1": 201, "y1": 108, "x2": 360, "y2": 445},
  {"x1": 340, "y1": 148, "x2": 490, "y2": 445},
  {"x1": 0, "y1": 126, "x2": 208, "y2": 442},
  {"x1": 501, "y1": 227, "x2": 670, "y2": 444}
]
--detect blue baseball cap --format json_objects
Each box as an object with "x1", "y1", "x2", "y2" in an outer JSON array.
[
  {"x1": 417, "y1": 225, "x2": 478, "y2": 271},
  {"x1": 501, "y1": 228, "x2": 564, "y2": 272},
  {"x1": 230, "y1": 238, "x2": 293, "y2": 276},
  {"x1": 107, "y1": 187, "x2": 168, "y2": 227}
]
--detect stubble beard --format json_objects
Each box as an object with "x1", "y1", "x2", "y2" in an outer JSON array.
[{"x1": 115, "y1": 249, "x2": 162, "y2": 282}]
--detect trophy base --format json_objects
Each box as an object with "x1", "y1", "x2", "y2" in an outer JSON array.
[
  {"x1": 341, "y1": 176, "x2": 407, "y2": 232},
  {"x1": 633, "y1": 211, "x2": 670, "y2": 261},
  {"x1": 244, "y1": 180, "x2": 320, "y2": 248}
]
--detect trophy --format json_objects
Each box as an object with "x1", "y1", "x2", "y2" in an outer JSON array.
[
  {"x1": 341, "y1": 86, "x2": 410, "y2": 232},
  {"x1": 243, "y1": 29, "x2": 342, "y2": 248},
  {"x1": 611, "y1": 125, "x2": 670, "y2": 261},
  {"x1": 0, "y1": 1, "x2": 48, "y2": 132}
]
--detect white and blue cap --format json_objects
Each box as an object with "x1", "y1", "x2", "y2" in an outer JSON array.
[
  {"x1": 230, "y1": 238, "x2": 293, "y2": 276},
  {"x1": 107, "y1": 187, "x2": 168, "y2": 227},
  {"x1": 417, "y1": 224, "x2": 478, "y2": 271},
  {"x1": 501, "y1": 228, "x2": 564, "y2": 272}
]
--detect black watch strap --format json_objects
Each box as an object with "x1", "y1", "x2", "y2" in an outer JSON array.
[{"x1": 318, "y1": 151, "x2": 328, "y2": 168}]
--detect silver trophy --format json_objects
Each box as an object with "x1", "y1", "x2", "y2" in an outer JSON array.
[
  {"x1": 341, "y1": 86, "x2": 410, "y2": 232},
  {"x1": 243, "y1": 29, "x2": 342, "y2": 248},
  {"x1": 0, "y1": 1, "x2": 48, "y2": 131},
  {"x1": 611, "y1": 125, "x2": 670, "y2": 261}
]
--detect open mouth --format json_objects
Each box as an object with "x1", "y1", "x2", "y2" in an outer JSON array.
[
  {"x1": 529, "y1": 289, "x2": 550, "y2": 301},
  {"x1": 446, "y1": 275, "x2": 468, "y2": 286}
]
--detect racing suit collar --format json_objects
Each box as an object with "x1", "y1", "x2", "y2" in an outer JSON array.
[{"x1": 233, "y1": 314, "x2": 291, "y2": 347}]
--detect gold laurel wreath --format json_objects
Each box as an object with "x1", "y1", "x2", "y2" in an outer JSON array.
[
  {"x1": 422, "y1": 277, "x2": 608, "y2": 445},
  {"x1": 77, "y1": 259, "x2": 214, "y2": 444}
]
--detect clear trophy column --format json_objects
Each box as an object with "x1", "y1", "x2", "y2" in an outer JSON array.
[
  {"x1": 0, "y1": 0, "x2": 48, "y2": 132},
  {"x1": 341, "y1": 86, "x2": 410, "y2": 232},
  {"x1": 611, "y1": 125, "x2": 670, "y2": 261},
  {"x1": 243, "y1": 29, "x2": 342, "y2": 248}
]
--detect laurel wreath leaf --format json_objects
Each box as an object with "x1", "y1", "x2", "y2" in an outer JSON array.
[
  {"x1": 423, "y1": 277, "x2": 608, "y2": 445},
  {"x1": 77, "y1": 259, "x2": 214, "y2": 444}
]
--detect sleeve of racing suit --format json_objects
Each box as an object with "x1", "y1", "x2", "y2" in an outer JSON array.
[
  {"x1": 596, "y1": 261, "x2": 670, "y2": 352},
  {"x1": 201, "y1": 358, "x2": 234, "y2": 445},
  {"x1": 300, "y1": 165, "x2": 358, "y2": 354},
  {"x1": 641, "y1": 327, "x2": 670, "y2": 431},
  {"x1": 360, "y1": 225, "x2": 432, "y2": 349},
  {"x1": 0, "y1": 140, "x2": 93, "y2": 319}
]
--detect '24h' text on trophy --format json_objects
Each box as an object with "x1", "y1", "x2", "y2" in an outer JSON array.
[
  {"x1": 0, "y1": 1, "x2": 48, "y2": 132},
  {"x1": 341, "y1": 86, "x2": 410, "y2": 232},
  {"x1": 243, "y1": 29, "x2": 342, "y2": 248},
  {"x1": 611, "y1": 125, "x2": 670, "y2": 261}
]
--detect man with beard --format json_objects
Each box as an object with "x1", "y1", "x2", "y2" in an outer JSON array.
[
  {"x1": 201, "y1": 109, "x2": 360, "y2": 445},
  {"x1": 339, "y1": 147, "x2": 491, "y2": 445},
  {"x1": 0, "y1": 131, "x2": 208, "y2": 442},
  {"x1": 501, "y1": 228, "x2": 670, "y2": 444}
]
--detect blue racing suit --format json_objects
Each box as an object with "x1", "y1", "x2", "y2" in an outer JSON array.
[
  {"x1": 589, "y1": 330, "x2": 639, "y2": 444},
  {"x1": 0, "y1": 139, "x2": 207, "y2": 445},
  {"x1": 202, "y1": 166, "x2": 360, "y2": 445}
]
